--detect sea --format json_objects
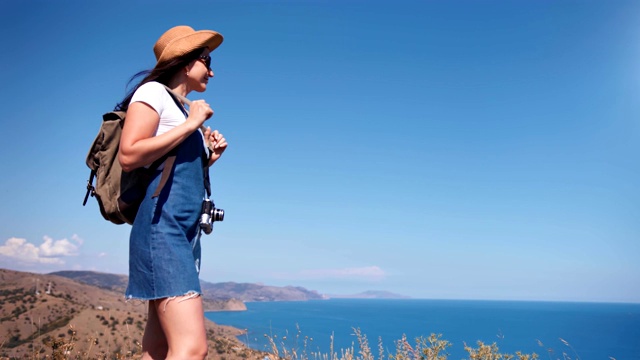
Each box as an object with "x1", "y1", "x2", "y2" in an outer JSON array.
[{"x1": 205, "y1": 299, "x2": 640, "y2": 360}]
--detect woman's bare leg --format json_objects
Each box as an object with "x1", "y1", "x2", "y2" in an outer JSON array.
[
  {"x1": 154, "y1": 294, "x2": 208, "y2": 360},
  {"x1": 141, "y1": 301, "x2": 168, "y2": 360}
]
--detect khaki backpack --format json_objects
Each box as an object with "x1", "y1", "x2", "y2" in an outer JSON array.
[
  {"x1": 83, "y1": 111, "x2": 178, "y2": 225},
  {"x1": 83, "y1": 87, "x2": 189, "y2": 225}
]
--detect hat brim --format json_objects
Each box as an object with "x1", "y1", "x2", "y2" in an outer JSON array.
[{"x1": 156, "y1": 30, "x2": 223, "y2": 65}]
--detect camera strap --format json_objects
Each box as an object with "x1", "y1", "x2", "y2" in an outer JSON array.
[{"x1": 204, "y1": 167, "x2": 212, "y2": 198}]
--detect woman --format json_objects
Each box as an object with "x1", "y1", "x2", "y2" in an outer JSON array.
[{"x1": 116, "y1": 25, "x2": 227, "y2": 360}]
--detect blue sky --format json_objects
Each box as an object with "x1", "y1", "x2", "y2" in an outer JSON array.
[{"x1": 0, "y1": 0, "x2": 638, "y2": 303}]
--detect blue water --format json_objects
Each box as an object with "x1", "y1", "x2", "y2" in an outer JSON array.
[{"x1": 206, "y1": 299, "x2": 640, "y2": 359}]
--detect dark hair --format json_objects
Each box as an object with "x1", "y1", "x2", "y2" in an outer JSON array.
[{"x1": 115, "y1": 48, "x2": 205, "y2": 111}]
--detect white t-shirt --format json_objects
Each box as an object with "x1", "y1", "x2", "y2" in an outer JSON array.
[{"x1": 130, "y1": 81, "x2": 209, "y2": 157}]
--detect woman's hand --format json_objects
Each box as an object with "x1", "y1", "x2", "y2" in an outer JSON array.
[
  {"x1": 204, "y1": 127, "x2": 228, "y2": 165},
  {"x1": 186, "y1": 100, "x2": 214, "y2": 131}
]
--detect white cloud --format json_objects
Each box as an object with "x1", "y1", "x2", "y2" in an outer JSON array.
[
  {"x1": 300, "y1": 266, "x2": 386, "y2": 281},
  {"x1": 0, "y1": 236, "x2": 81, "y2": 265},
  {"x1": 40, "y1": 236, "x2": 79, "y2": 257}
]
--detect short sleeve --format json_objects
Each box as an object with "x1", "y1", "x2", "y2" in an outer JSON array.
[
  {"x1": 130, "y1": 82, "x2": 166, "y2": 115},
  {"x1": 129, "y1": 81, "x2": 188, "y2": 138}
]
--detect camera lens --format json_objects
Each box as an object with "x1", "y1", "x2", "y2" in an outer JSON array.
[{"x1": 212, "y1": 208, "x2": 224, "y2": 222}]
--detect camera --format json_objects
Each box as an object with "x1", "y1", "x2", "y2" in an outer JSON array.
[{"x1": 199, "y1": 198, "x2": 224, "y2": 234}]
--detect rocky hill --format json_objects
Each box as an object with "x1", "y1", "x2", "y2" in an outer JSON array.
[{"x1": 0, "y1": 268, "x2": 263, "y2": 359}]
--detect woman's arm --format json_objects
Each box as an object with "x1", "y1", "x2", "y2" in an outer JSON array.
[{"x1": 119, "y1": 100, "x2": 213, "y2": 172}]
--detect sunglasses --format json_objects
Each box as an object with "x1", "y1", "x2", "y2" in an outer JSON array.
[{"x1": 198, "y1": 55, "x2": 212, "y2": 70}]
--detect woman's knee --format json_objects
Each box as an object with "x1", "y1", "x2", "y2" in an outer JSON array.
[
  {"x1": 170, "y1": 340, "x2": 208, "y2": 360},
  {"x1": 193, "y1": 341, "x2": 209, "y2": 359}
]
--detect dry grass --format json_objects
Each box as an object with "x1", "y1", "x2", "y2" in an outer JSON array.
[
  {"x1": 261, "y1": 328, "x2": 546, "y2": 360},
  {"x1": 3, "y1": 321, "x2": 595, "y2": 360}
]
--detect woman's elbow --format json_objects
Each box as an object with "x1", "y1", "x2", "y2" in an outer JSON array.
[{"x1": 118, "y1": 153, "x2": 136, "y2": 172}]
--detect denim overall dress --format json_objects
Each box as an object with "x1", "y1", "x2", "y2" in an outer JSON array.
[{"x1": 126, "y1": 130, "x2": 207, "y2": 300}]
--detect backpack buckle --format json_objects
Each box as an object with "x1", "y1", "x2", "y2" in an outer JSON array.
[{"x1": 82, "y1": 171, "x2": 96, "y2": 206}]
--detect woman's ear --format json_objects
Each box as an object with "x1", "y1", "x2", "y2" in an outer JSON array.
[{"x1": 184, "y1": 62, "x2": 194, "y2": 76}]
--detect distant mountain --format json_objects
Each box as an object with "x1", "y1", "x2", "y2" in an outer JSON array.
[
  {"x1": 329, "y1": 290, "x2": 410, "y2": 299},
  {"x1": 201, "y1": 281, "x2": 325, "y2": 302},
  {"x1": 50, "y1": 270, "x2": 324, "y2": 302},
  {"x1": 49, "y1": 270, "x2": 128, "y2": 292}
]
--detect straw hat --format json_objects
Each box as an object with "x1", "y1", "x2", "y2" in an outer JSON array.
[{"x1": 154, "y1": 25, "x2": 223, "y2": 65}]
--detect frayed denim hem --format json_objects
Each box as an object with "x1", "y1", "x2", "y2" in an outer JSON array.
[
  {"x1": 163, "y1": 291, "x2": 201, "y2": 311},
  {"x1": 125, "y1": 290, "x2": 202, "y2": 310}
]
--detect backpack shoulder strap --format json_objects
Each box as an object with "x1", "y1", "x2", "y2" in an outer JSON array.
[
  {"x1": 152, "y1": 155, "x2": 176, "y2": 197},
  {"x1": 148, "y1": 87, "x2": 189, "y2": 198},
  {"x1": 157, "y1": 86, "x2": 212, "y2": 198}
]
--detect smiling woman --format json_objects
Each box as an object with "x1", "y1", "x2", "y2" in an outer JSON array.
[{"x1": 114, "y1": 25, "x2": 229, "y2": 360}]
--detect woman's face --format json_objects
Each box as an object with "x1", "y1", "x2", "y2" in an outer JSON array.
[{"x1": 187, "y1": 48, "x2": 214, "y2": 92}]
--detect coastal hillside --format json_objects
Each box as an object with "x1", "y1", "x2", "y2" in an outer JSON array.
[
  {"x1": 51, "y1": 270, "x2": 325, "y2": 302},
  {"x1": 0, "y1": 268, "x2": 261, "y2": 359},
  {"x1": 48, "y1": 270, "x2": 246, "y2": 311},
  {"x1": 201, "y1": 281, "x2": 325, "y2": 301}
]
